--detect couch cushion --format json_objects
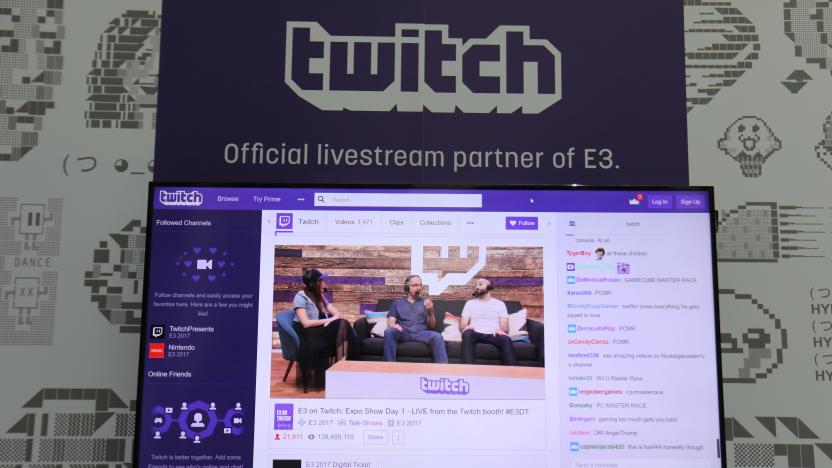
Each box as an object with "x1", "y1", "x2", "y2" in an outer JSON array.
[
  {"x1": 366, "y1": 311, "x2": 388, "y2": 337},
  {"x1": 445, "y1": 342, "x2": 499, "y2": 361},
  {"x1": 513, "y1": 342, "x2": 538, "y2": 362},
  {"x1": 444, "y1": 341, "x2": 538, "y2": 362},
  {"x1": 508, "y1": 309, "x2": 529, "y2": 340},
  {"x1": 441, "y1": 313, "x2": 462, "y2": 342},
  {"x1": 360, "y1": 337, "x2": 433, "y2": 358}
]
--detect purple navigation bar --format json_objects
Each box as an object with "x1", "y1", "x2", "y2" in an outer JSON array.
[{"x1": 152, "y1": 187, "x2": 711, "y2": 213}]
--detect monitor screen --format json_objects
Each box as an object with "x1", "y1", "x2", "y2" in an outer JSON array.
[{"x1": 136, "y1": 184, "x2": 724, "y2": 468}]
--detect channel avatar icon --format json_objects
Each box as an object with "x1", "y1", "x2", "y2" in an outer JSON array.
[
  {"x1": 276, "y1": 213, "x2": 293, "y2": 232},
  {"x1": 148, "y1": 342, "x2": 165, "y2": 359},
  {"x1": 151, "y1": 325, "x2": 165, "y2": 339}
]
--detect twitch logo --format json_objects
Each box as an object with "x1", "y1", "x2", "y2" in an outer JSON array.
[
  {"x1": 285, "y1": 22, "x2": 561, "y2": 114},
  {"x1": 420, "y1": 377, "x2": 470, "y2": 395},
  {"x1": 159, "y1": 190, "x2": 203, "y2": 207}
]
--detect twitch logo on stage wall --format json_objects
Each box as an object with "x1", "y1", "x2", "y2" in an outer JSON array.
[
  {"x1": 154, "y1": 0, "x2": 688, "y2": 185},
  {"x1": 285, "y1": 23, "x2": 561, "y2": 114}
]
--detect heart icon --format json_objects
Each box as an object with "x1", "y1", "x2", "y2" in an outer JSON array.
[
  {"x1": 192, "y1": 274, "x2": 201, "y2": 282},
  {"x1": 509, "y1": 220, "x2": 517, "y2": 226},
  {"x1": 184, "y1": 261, "x2": 193, "y2": 268},
  {"x1": 193, "y1": 247, "x2": 202, "y2": 254},
  {"x1": 217, "y1": 261, "x2": 226, "y2": 268},
  {"x1": 208, "y1": 275, "x2": 217, "y2": 282},
  {"x1": 175, "y1": 262, "x2": 180, "y2": 266},
  {"x1": 209, "y1": 247, "x2": 218, "y2": 255}
]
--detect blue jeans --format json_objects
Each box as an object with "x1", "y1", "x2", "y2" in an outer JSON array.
[{"x1": 383, "y1": 327, "x2": 448, "y2": 363}]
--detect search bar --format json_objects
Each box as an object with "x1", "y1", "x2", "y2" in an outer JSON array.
[{"x1": 314, "y1": 193, "x2": 482, "y2": 208}]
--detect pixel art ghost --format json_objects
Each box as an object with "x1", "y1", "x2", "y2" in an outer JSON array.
[{"x1": 718, "y1": 116, "x2": 782, "y2": 177}]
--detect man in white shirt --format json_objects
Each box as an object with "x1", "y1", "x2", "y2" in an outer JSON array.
[{"x1": 460, "y1": 278, "x2": 517, "y2": 365}]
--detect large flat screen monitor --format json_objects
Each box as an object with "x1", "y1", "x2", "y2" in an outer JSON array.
[{"x1": 136, "y1": 184, "x2": 725, "y2": 468}]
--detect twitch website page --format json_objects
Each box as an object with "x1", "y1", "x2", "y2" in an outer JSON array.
[{"x1": 137, "y1": 185, "x2": 723, "y2": 468}]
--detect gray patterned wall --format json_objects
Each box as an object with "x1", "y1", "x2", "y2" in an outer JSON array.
[
  {"x1": 687, "y1": 1, "x2": 832, "y2": 466},
  {"x1": 0, "y1": 1, "x2": 158, "y2": 466},
  {"x1": 0, "y1": 1, "x2": 829, "y2": 467}
]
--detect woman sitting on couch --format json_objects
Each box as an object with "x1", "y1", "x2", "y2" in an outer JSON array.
[{"x1": 292, "y1": 268, "x2": 351, "y2": 389}]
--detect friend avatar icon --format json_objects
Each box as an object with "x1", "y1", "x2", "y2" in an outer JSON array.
[
  {"x1": 191, "y1": 412, "x2": 205, "y2": 428},
  {"x1": 194, "y1": 435, "x2": 201, "y2": 444},
  {"x1": 181, "y1": 402, "x2": 188, "y2": 410},
  {"x1": 179, "y1": 431, "x2": 186, "y2": 439},
  {"x1": 209, "y1": 402, "x2": 216, "y2": 411},
  {"x1": 235, "y1": 402, "x2": 242, "y2": 410},
  {"x1": 154, "y1": 431, "x2": 161, "y2": 439}
]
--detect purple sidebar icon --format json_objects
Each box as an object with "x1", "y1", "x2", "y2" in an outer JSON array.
[
  {"x1": 276, "y1": 213, "x2": 293, "y2": 232},
  {"x1": 274, "y1": 404, "x2": 294, "y2": 430}
]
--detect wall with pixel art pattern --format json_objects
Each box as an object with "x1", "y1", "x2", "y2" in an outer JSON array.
[
  {"x1": 687, "y1": 1, "x2": 832, "y2": 466},
  {"x1": 0, "y1": 1, "x2": 830, "y2": 467},
  {"x1": 0, "y1": 0, "x2": 158, "y2": 466}
]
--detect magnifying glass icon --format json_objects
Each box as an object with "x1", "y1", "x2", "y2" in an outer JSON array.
[{"x1": 316, "y1": 195, "x2": 325, "y2": 203}]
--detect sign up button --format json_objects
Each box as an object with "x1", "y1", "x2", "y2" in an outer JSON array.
[{"x1": 676, "y1": 194, "x2": 707, "y2": 210}]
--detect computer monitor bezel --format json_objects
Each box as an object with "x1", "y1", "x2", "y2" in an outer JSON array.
[{"x1": 135, "y1": 182, "x2": 726, "y2": 467}]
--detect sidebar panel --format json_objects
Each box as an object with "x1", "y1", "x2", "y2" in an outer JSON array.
[{"x1": 137, "y1": 211, "x2": 262, "y2": 467}]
